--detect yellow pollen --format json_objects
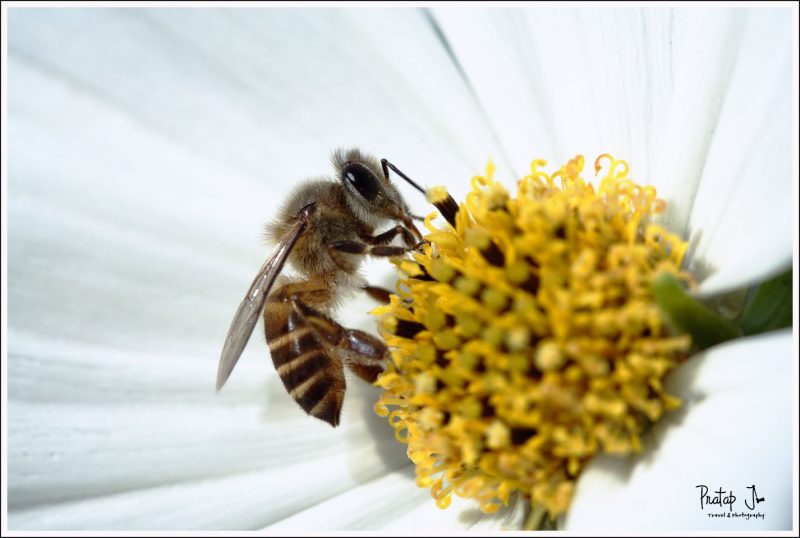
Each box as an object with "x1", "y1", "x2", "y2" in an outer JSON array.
[
  {"x1": 373, "y1": 154, "x2": 692, "y2": 521},
  {"x1": 486, "y1": 420, "x2": 511, "y2": 449},
  {"x1": 426, "y1": 185, "x2": 451, "y2": 204},
  {"x1": 535, "y1": 340, "x2": 564, "y2": 371}
]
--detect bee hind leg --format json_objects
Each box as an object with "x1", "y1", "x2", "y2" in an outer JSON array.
[{"x1": 291, "y1": 298, "x2": 388, "y2": 383}]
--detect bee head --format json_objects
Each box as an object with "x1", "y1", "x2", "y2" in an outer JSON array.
[{"x1": 332, "y1": 148, "x2": 414, "y2": 230}]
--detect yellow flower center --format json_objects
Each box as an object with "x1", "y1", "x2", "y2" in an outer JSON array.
[{"x1": 372, "y1": 154, "x2": 693, "y2": 520}]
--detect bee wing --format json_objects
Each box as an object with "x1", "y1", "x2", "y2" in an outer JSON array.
[{"x1": 216, "y1": 203, "x2": 314, "y2": 391}]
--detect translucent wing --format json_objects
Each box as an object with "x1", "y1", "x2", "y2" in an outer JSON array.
[{"x1": 216, "y1": 203, "x2": 314, "y2": 391}]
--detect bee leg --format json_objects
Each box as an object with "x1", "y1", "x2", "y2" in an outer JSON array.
[
  {"x1": 326, "y1": 240, "x2": 410, "y2": 274},
  {"x1": 328, "y1": 240, "x2": 408, "y2": 257},
  {"x1": 366, "y1": 225, "x2": 418, "y2": 247},
  {"x1": 361, "y1": 285, "x2": 392, "y2": 304},
  {"x1": 291, "y1": 299, "x2": 388, "y2": 383}
]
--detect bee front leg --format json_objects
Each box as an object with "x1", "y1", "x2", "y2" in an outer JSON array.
[{"x1": 366, "y1": 225, "x2": 418, "y2": 247}]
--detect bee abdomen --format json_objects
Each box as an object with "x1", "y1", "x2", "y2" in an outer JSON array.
[{"x1": 265, "y1": 301, "x2": 345, "y2": 427}]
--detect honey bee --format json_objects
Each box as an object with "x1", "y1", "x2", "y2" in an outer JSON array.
[{"x1": 216, "y1": 148, "x2": 433, "y2": 427}]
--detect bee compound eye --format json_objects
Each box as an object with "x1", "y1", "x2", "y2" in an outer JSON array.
[{"x1": 343, "y1": 163, "x2": 379, "y2": 201}]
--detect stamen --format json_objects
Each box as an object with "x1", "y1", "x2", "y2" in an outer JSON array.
[{"x1": 374, "y1": 154, "x2": 691, "y2": 521}]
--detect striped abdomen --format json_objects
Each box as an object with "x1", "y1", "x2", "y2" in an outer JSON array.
[{"x1": 264, "y1": 289, "x2": 345, "y2": 427}]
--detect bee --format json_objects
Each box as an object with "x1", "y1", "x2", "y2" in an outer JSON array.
[{"x1": 216, "y1": 148, "x2": 432, "y2": 427}]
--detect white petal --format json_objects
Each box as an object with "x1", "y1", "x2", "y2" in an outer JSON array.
[
  {"x1": 7, "y1": 332, "x2": 410, "y2": 518},
  {"x1": 565, "y1": 330, "x2": 793, "y2": 530},
  {"x1": 431, "y1": 7, "x2": 729, "y2": 185},
  {"x1": 9, "y1": 454, "x2": 406, "y2": 530},
  {"x1": 683, "y1": 10, "x2": 793, "y2": 295},
  {"x1": 264, "y1": 467, "x2": 526, "y2": 531},
  {"x1": 432, "y1": 7, "x2": 793, "y2": 295}
]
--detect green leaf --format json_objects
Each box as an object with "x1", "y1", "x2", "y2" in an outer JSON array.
[
  {"x1": 652, "y1": 273, "x2": 742, "y2": 350},
  {"x1": 737, "y1": 268, "x2": 793, "y2": 335}
]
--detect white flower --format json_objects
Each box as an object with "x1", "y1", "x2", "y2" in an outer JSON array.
[{"x1": 5, "y1": 6, "x2": 794, "y2": 531}]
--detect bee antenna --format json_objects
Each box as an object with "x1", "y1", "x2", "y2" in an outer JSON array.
[{"x1": 381, "y1": 159, "x2": 426, "y2": 195}]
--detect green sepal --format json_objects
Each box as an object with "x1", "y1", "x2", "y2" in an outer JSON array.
[
  {"x1": 736, "y1": 268, "x2": 793, "y2": 335},
  {"x1": 652, "y1": 273, "x2": 742, "y2": 350}
]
